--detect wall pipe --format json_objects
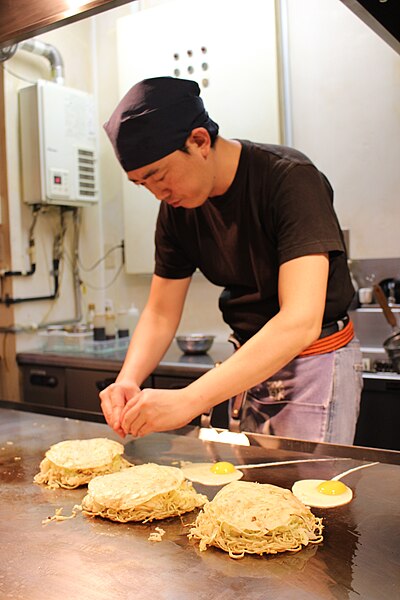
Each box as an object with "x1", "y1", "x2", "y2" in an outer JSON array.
[
  {"x1": 18, "y1": 38, "x2": 64, "y2": 84},
  {"x1": 275, "y1": 0, "x2": 293, "y2": 146},
  {"x1": 0, "y1": 209, "x2": 83, "y2": 332}
]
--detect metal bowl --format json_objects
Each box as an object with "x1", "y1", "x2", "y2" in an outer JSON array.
[{"x1": 175, "y1": 334, "x2": 215, "y2": 355}]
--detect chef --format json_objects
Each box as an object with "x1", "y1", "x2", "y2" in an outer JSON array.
[{"x1": 100, "y1": 76, "x2": 362, "y2": 443}]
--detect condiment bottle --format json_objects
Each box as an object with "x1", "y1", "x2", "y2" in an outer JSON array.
[
  {"x1": 93, "y1": 313, "x2": 106, "y2": 341},
  {"x1": 86, "y1": 303, "x2": 96, "y2": 329},
  {"x1": 117, "y1": 310, "x2": 130, "y2": 338},
  {"x1": 105, "y1": 305, "x2": 116, "y2": 339}
]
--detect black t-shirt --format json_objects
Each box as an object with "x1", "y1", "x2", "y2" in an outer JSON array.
[{"x1": 154, "y1": 141, "x2": 355, "y2": 341}]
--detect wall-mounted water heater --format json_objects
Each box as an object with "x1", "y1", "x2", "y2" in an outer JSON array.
[{"x1": 19, "y1": 79, "x2": 99, "y2": 207}]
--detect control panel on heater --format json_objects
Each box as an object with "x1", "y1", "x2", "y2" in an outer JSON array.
[{"x1": 19, "y1": 79, "x2": 99, "y2": 207}]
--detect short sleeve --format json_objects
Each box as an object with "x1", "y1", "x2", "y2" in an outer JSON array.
[
  {"x1": 271, "y1": 164, "x2": 345, "y2": 265},
  {"x1": 154, "y1": 203, "x2": 197, "y2": 278}
]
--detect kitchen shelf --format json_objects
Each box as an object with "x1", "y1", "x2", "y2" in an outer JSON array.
[{"x1": 356, "y1": 305, "x2": 400, "y2": 312}]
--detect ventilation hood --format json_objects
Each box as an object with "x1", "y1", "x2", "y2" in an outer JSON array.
[{"x1": 340, "y1": 0, "x2": 399, "y2": 54}]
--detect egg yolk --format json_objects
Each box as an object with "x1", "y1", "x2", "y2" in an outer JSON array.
[
  {"x1": 210, "y1": 461, "x2": 236, "y2": 475},
  {"x1": 317, "y1": 480, "x2": 348, "y2": 495}
]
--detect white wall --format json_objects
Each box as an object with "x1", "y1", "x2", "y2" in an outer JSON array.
[{"x1": 287, "y1": 0, "x2": 400, "y2": 259}]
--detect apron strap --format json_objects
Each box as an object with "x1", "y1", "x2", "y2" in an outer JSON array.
[{"x1": 298, "y1": 320, "x2": 354, "y2": 357}]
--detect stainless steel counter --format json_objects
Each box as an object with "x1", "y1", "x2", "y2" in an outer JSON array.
[
  {"x1": 18, "y1": 342, "x2": 400, "y2": 380},
  {"x1": 16, "y1": 341, "x2": 234, "y2": 378},
  {"x1": 1, "y1": 407, "x2": 400, "y2": 600}
]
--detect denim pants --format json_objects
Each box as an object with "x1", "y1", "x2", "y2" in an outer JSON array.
[{"x1": 235, "y1": 338, "x2": 363, "y2": 445}]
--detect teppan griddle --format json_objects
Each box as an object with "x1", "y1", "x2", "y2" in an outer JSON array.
[{"x1": 1, "y1": 407, "x2": 399, "y2": 600}]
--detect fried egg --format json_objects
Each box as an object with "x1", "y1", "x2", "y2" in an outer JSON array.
[
  {"x1": 180, "y1": 461, "x2": 243, "y2": 486},
  {"x1": 291, "y1": 479, "x2": 353, "y2": 508}
]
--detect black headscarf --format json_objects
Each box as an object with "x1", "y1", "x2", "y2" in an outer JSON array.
[{"x1": 104, "y1": 77, "x2": 219, "y2": 171}]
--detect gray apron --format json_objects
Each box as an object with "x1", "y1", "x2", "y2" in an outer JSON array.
[{"x1": 229, "y1": 337, "x2": 363, "y2": 444}]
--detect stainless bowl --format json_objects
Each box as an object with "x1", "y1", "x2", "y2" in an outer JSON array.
[{"x1": 175, "y1": 334, "x2": 215, "y2": 355}]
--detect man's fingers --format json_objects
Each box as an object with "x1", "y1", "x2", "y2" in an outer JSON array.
[
  {"x1": 135, "y1": 423, "x2": 148, "y2": 438},
  {"x1": 99, "y1": 389, "x2": 113, "y2": 427},
  {"x1": 114, "y1": 426, "x2": 126, "y2": 439},
  {"x1": 99, "y1": 385, "x2": 127, "y2": 430},
  {"x1": 120, "y1": 393, "x2": 140, "y2": 420},
  {"x1": 121, "y1": 401, "x2": 146, "y2": 437},
  {"x1": 111, "y1": 388, "x2": 128, "y2": 430}
]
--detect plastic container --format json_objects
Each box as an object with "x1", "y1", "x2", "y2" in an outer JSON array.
[
  {"x1": 38, "y1": 329, "x2": 92, "y2": 353},
  {"x1": 84, "y1": 337, "x2": 129, "y2": 355},
  {"x1": 38, "y1": 327, "x2": 65, "y2": 352},
  {"x1": 63, "y1": 331, "x2": 93, "y2": 352}
]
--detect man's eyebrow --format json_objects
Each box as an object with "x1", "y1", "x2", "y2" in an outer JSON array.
[{"x1": 129, "y1": 168, "x2": 159, "y2": 184}]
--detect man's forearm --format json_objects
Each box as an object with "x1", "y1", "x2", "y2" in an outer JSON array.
[
  {"x1": 185, "y1": 309, "x2": 321, "y2": 415},
  {"x1": 186, "y1": 253, "x2": 329, "y2": 414},
  {"x1": 116, "y1": 274, "x2": 191, "y2": 388},
  {"x1": 117, "y1": 308, "x2": 178, "y2": 386}
]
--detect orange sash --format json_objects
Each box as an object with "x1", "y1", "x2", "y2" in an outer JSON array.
[{"x1": 298, "y1": 320, "x2": 354, "y2": 357}]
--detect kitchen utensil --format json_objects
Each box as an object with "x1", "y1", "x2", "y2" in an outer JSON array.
[
  {"x1": 331, "y1": 462, "x2": 379, "y2": 481},
  {"x1": 225, "y1": 332, "x2": 249, "y2": 431},
  {"x1": 200, "y1": 360, "x2": 221, "y2": 430},
  {"x1": 229, "y1": 390, "x2": 247, "y2": 432},
  {"x1": 379, "y1": 278, "x2": 400, "y2": 305},
  {"x1": 234, "y1": 457, "x2": 350, "y2": 469},
  {"x1": 373, "y1": 284, "x2": 400, "y2": 373},
  {"x1": 175, "y1": 333, "x2": 215, "y2": 355},
  {"x1": 198, "y1": 428, "x2": 250, "y2": 446},
  {"x1": 384, "y1": 345, "x2": 400, "y2": 374}
]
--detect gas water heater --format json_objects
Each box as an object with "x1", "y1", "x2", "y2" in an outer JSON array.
[{"x1": 19, "y1": 79, "x2": 99, "y2": 207}]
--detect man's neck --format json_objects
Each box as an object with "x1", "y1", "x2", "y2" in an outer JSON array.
[{"x1": 209, "y1": 137, "x2": 242, "y2": 197}]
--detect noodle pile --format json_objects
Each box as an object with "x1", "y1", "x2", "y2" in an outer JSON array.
[
  {"x1": 189, "y1": 481, "x2": 323, "y2": 558},
  {"x1": 81, "y1": 463, "x2": 207, "y2": 522},
  {"x1": 34, "y1": 438, "x2": 131, "y2": 489}
]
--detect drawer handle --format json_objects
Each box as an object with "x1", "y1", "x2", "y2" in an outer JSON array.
[{"x1": 29, "y1": 374, "x2": 58, "y2": 388}]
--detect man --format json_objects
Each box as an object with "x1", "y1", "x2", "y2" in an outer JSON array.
[{"x1": 100, "y1": 76, "x2": 362, "y2": 443}]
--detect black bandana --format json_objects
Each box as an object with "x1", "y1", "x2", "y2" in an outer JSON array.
[{"x1": 104, "y1": 77, "x2": 219, "y2": 171}]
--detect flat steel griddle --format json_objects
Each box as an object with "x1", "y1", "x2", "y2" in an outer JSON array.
[{"x1": 1, "y1": 407, "x2": 400, "y2": 600}]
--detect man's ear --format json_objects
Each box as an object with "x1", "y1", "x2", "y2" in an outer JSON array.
[{"x1": 186, "y1": 127, "x2": 211, "y2": 156}]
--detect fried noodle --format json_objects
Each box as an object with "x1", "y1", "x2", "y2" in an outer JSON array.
[{"x1": 188, "y1": 481, "x2": 323, "y2": 558}]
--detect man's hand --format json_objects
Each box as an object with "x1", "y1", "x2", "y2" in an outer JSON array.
[
  {"x1": 99, "y1": 380, "x2": 141, "y2": 438},
  {"x1": 120, "y1": 388, "x2": 198, "y2": 438}
]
